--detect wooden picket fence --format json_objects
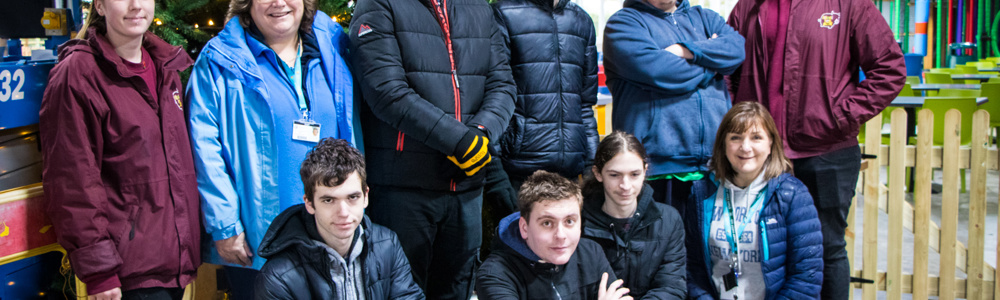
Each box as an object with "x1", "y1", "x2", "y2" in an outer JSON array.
[{"x1": 850, "y1": 108, "x2": 1000, "y2": 299}]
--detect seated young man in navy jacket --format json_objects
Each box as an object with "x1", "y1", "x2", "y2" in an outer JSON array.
[
  {"x1": 254, "y1": 138, "x2": 424, "y2": 300},
  {"x1": 476, "y1": 170, "x2": 634, "y2": 300}
]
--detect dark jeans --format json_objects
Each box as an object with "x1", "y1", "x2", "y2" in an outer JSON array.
[
  {"x1": 368, "y1": 185, "x2": 482, "y2": 300},
  {"x1": 122, "y1": 287, "x2": 184, "y2": 300},
  {"x1": 222, "y1": 266, "x2": 259, "y2": 300},
  {"x1": 648, "y1": 178, "x2": 694, "y2": 220},
  {"x1": 792, "y1": 145, "x2": 861, "y2": 300}
]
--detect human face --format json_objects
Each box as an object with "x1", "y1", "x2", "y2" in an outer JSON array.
[
  {"x1": 251, "y1": 0, "x2": 304, "y2": 43},
  {"x1": 304, "y1": 172, "x2": 369, "y2": 248},
  {"x1": 644, "y1": 0, "x2": 677, "y2": 12},
  {"x1": 519, "y1": 197, "x2": 581, "y2": 265},
  {"x1": 594, "y1": 151, "x2": 646, "y2": 209},
  {"x1": 94, "y1": 0, "x2": 154, "y2": 44},
  {"x1": 725, "y1": 124, "x2": 772, "y2": 187}
]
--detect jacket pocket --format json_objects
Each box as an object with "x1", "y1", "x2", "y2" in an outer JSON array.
[{"x1": 501, "y1": 114, "x2": 524, "y2": 158}]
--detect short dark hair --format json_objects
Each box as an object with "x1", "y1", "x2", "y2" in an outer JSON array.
[
  {"x1": 226, "y1": 0, "x2": 318, "y2": 34},
  {"x1": 300, "y1": 138, "x2": 367, "y2": 201},
  {"x1": 518, "y1": 170, "x2": 582, "y2": 221},
  {"x1": 709, "y1": 101, "x2": 792, "y2": 183},
  {"x1": 581, "y1": 131, "x2": 647, "y2": 195}
]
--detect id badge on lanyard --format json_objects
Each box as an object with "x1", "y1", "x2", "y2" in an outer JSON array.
[
  {"x1": 721, "y1": 188, "x2": 761, "y2": 298},
  {"x1": 292, "y1": 110, "x2": 321, "y2": 143}
]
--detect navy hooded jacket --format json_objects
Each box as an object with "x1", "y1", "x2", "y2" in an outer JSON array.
[
  {"x1": 602, "y1": 0, "x2": 744, "y2": 176},
  {"x1": 685, "y1": 173, "x2": 824, "y2": 299},
  {"x1": 476, "y1": 212, "x2": 618, "y2": 299}
]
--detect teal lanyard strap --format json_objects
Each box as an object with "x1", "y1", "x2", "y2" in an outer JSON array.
[{"x1": 723, "y1": 187, "x2": 766, "y2": 257}]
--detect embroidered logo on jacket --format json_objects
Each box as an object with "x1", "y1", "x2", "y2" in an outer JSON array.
[
  {"x1": 358, "y1": 24, "x2": 373, "y2": 37},
  {"x1": 173, "y1": 90, "x2": 183, "y2": 110},
  {"x1": 817, "y1": 11, "x2": 841, "y2": 29}
]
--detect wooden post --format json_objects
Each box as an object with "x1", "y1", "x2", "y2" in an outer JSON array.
[
  {"x1": 940, "y1": 109, "x2": 962, "y2": 300},
  {"x1": 913, "y1": 109, "x2": 934, "y2": 300},
  {"x1": 887, "y1": 109, "x2": 907, "y2": 299},
  {"x1": 967, "y1": 110, "x2": 989, "y2": 300},
  {"x1": 863, "y1": 113, "x2": 882, "y2": 299}
]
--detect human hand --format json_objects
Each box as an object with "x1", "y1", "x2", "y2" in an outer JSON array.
[
  {"x1": 88, "y1": 287, "x2": 121, "y2": 300},
  {"x1": 597, "y1": 272, "x2": 633, "y2": 300},
  {"x1": 447, "y1": 129, "x2": 492, "y2": 176},
  {"x1": 215, "y1": 233, "x2": 253, "y2": 266},
  {"x1": 664, "y1": 44, "x2": 693, "y2": 59}
]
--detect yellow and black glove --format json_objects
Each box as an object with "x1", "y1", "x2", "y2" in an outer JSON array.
[{"x1": 447, "y1": 129, "x2": 492, "y2": 176}]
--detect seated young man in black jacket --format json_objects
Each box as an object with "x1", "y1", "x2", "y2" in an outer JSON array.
[
  {"x1": 254, "y1": 138, "x2": 424, "y2": 300},
  {"x1": 476, "y1": 170, "x2": 634, "y2": 300}
]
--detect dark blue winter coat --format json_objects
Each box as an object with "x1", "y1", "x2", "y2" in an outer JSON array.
[
  {"x1": 491, "y1": 0, "x2": 600, "y2": 181},
  {"x1": 602, "y1": 0, "x2": 744, "y2": 177},
  {"x1": 685, "y1": 173, "x2": 823, "y2": 299}
]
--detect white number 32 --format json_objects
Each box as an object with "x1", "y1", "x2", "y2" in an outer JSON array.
[{"x1": 0, "y1": 69, "x2": 26, "y2": 102}]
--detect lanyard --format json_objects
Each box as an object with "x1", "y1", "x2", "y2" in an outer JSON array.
[{"x1": 722, "y1": 187, "x2": 766, "y2": 259}]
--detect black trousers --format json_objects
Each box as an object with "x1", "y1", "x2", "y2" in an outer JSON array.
[
  {"x1": 122, "y1": 287, "x2": 184, "y2": 300},
  {"x1": 792, "y1": 145, "x2": 861, "y2": 300},
  {"x1": 368, "y1": 185, "x2": 482, "y2": 300}
]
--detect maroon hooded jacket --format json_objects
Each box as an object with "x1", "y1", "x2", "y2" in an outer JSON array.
[
  {"x1": 727, "y1": 0, "x2": 906, "y2": 158},
  {"x1": 39, "y1": 27, "x2": 200, "y2": 294}
]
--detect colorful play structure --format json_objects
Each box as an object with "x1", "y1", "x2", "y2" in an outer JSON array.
[{"x1": 886, "y1": 0, "x2": 998, "y2": 69}]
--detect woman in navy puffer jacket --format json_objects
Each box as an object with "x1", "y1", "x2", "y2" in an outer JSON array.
[{"x1": 686, "y1": 101, "x2": 823, "y2": 299}]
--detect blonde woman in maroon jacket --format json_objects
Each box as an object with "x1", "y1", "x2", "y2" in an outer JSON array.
[{"x1": 39, "y1": 0, "x2": 200, "y2": 299}]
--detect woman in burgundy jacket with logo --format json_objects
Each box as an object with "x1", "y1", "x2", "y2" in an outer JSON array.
[{"x1": 39, "y1": 0, "x2": 200, "y2": 299}]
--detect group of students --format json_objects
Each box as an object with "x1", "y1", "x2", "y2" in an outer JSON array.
[{"x1": 36, "y1": 0, "x2": 907, "y2": 297}]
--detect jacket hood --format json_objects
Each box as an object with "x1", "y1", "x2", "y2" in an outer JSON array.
[
  {"x1": 623, "y1": 0, "x2": 689, "y2": 16},
  {"x1": 582, "y1": 183, "x2": 659, "y2": 231},
  {"x1": 497, "y1": 212, "x2": 542, "y2": 262},
  {"x1": 257, "y1": 204, "x2": 369, "y2": 258},
  {"x1": 58, "y1": 27, "x2": 193, "y2": 74}
]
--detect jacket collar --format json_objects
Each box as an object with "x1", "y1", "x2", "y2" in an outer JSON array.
[
  {"x1": 257, "y1": 203, "x2": 371, "y2": 259},
  {"x1": 582, "y1": 183, "x2": 659, "y2": 232},
  {"x1": 623, "y1": 0, "x2": 689, "y2": 17}
]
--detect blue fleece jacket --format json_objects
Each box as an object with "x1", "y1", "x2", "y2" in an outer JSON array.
[
  {"x1": 603, "y1": 0, "x2": 744, "y2": 176},
  {"x1": 685, "y1": 173, "x2": 824, "y2": 299}
]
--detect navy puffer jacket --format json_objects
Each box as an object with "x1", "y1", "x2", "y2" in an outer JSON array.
[
  {"x1": 350, "y1": 0, "x2": 516, "y2": 192},
  {"x1": 491, "y1": 0, "x2": 600, "y2": 180},
  {"x1": 685, "y1": 173, "x2": 824, "y2": 299}
]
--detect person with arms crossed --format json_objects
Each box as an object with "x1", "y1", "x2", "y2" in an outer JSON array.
[{"x1": 602, "y1": 0, "x2": 744, "y2": 214}]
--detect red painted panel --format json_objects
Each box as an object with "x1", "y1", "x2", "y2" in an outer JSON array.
[{"x1": 0, "y1": 195, "x2": 56, "y2": 258}]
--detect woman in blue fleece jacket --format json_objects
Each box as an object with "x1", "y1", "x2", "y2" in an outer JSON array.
[
  {"x1": 602, "y1": 0, "x2": 744, "y2": 211},
  {"x1": 686, "y1": 102, "x2": 823, "y2": 299}
]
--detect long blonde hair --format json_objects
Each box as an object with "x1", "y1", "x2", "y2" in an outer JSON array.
[{"x1": 75, "y1": 1, "x2": 106, "y2": 39}]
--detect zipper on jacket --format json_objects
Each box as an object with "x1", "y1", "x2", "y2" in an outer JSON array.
[
  {"x1": 429, "y1": 0, "x2": 462, "y2": 122},
  {"x1": 551, "y1": 10, "x2": 566, "y2": 161},
  {"x1": 450, "y1": 179, "x2": 456, "y2": 191},
  {"x1": 759, "y1": 218, "x2": 770, "y2": 261},
  {"x1": 550, "y1": 281, "x2": 563, "y2": 300}
]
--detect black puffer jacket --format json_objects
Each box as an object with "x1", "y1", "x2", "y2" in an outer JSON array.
[
  {"x1": 254, "y1": 204, "x2": 424, "y2": 300},
  {"x1": 491, "y1": 0, "x2": 599, "y2": 180},
  {"x1": 350, "y1": 0, "x2": 516, "y2": 191},
  {"x1": 476, "y1": 212, "x2": 617, "y2": 299},
  {"x1": 582, "y1": 184, "x2": 687, "y2": 299}
]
